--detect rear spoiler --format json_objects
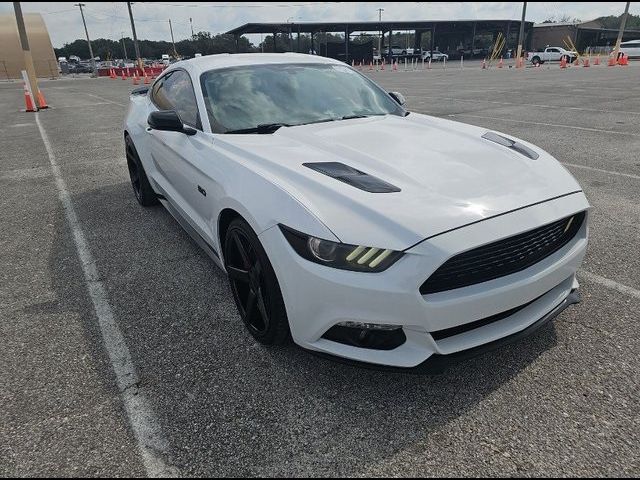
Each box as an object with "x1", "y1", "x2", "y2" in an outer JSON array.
[{"x1": 131, "y1": 86, "x2": 149, "y2": 96}]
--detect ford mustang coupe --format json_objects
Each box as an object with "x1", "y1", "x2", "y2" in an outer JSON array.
[{"x1": 124, "y1": 53, "x2": 589, "y2": 372}]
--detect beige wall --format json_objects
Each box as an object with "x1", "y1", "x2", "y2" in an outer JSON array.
[{"x1": 0, "y1": 12, "x2": 58, "y2": 79}]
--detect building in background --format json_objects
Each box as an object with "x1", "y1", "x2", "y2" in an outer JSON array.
[
  {"x1": 0, "y1": 12, "x2": 58, "y2": 80},
  {"x1": 532, "y1": 19, "x2": 640, "y2": 52}
]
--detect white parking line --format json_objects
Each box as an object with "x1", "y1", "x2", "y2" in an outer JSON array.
[
  {"x1": 563, "y1": 162, "x2": 640, "y2": 181},
  {"x1": 84, "y1": 92, "x2": 127, "y2": 107},
  {"x1": 448, "y1": 113, "x2": 640, "y2": 137},
  {"x1": 35, "y1": 112, "x2": 178, "y2": 478},
  {"x1": 579, "y1": 270, "x2": 640, "y2": 300}
]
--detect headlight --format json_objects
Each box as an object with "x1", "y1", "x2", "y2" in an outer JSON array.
[{"x1": 279, "y1": 225, "x2": 403, "y2": 272}]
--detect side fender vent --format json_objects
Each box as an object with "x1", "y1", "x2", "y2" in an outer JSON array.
[
  {"x1": 303, "y1": 162, "x2": 401, "y2": 193},
  {"x1": 482, "y1": 131, "x2": 539, "y2": 160}
]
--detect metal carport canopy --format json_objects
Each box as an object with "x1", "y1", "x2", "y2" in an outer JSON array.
[{"x1": 226, "y1": 19, "x2": 532, "y2": 35}]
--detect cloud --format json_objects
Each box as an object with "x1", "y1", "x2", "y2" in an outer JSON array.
[{"x1": 0, "y1": 2, "x2": 636, "y2": 47}]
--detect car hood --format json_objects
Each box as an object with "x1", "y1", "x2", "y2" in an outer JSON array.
[{"x1": 215, "y1": 113, "x2": 582, "y2": 251}]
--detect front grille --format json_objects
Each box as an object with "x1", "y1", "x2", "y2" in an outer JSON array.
[{"x1": 420, "y1": 211, "x2": 585, "y2": 294}]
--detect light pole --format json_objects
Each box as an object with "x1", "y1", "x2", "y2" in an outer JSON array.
[
  {"x1": 75, "y1": 3, "x2": 96, "y2": 77},
  {"x1": 377, "y1": 8, "x2": 384, "y2": 55},
  {"x1": 169, "y1": 19, "x2": 178, "y2": 58},
  {"x1": 516, "y1": 2, "x2": 527, "y2": 61},
  {"x1": 127, "y1": 2, "x2": 143, "y2": 70},
  {"x1": 613, "y1": 1, "x2": 631, "y2": 60},
  {"x1": 121, "y1": 32, "x2": 128, "y2": 61}
]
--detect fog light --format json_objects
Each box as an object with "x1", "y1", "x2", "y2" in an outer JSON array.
[
  {"x1": 323, "y1": 323, "x2": 406, "y2": 350},
  {"x1": 337, "y1": 321, "x2": 401, "y2": 331}
]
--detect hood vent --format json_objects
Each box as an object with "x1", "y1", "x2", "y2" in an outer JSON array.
[
  {"x1": 303, "y1": 162, "x2": 401, "y2": 193},
  {"x1": 482, "y1": 131, "x2": 539, "y2": 160}
]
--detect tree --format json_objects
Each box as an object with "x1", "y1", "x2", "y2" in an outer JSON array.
[
  {"x1": 542, "y1": 14, "x2": 582, "y2": 24},
  {"x1": 55, "y1": 32, "x2": 258, "y2": 60}
]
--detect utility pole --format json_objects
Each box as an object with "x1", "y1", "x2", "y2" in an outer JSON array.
[
  {"x1": 189, "y1": 17, "x2": 194, "y2": 38},
  {"x1": 169, "y1": 19, "x2": 178, "y2": 58},
  {"x1": 613, "y1": 1, "x2": 631, "y2": 60},
  {"x1": 75, "y1": 3, "x2": 96, "y2": 77},
  {"x1": 377, "y1": 8, "x2": 384, "y2": 55},
  {"x1": 516, "y1": 1, "x2": 527, "y2": 61},
  {"x1": 13, "y1": 2, "x2": 44, "y2": 108},
  {"x1": 126, "y1": 2, "x2": 143, "y2": 70},
  {"x1": 121, "y1": 32, "x2": 128, "y2": 61}
]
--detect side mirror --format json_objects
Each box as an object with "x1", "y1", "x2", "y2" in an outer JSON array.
[
  {"x1": 147, "y1": 110, "x2": 196, "y2": 135},
  {"x1": 389, "y1": 91, "x2": 406, "y2": 106}
]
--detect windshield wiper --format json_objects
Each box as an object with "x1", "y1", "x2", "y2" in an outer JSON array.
[
  {"x1": 340, "y1": 114, "x2": 369, "y2": 120},
  {"x1": 226, "y1": 123, "x2": 290, "y2": 134},
  {"x1": 299, "y1": 114, "x2": 377, "y2": 126}
]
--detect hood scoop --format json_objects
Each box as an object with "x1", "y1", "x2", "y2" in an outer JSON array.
[
  {"x1": 303, "y1": 162, "x2": 401, "y2": 193},
  {"x1": 482, "y1": 131, "x2": 539, "y2": 160}
]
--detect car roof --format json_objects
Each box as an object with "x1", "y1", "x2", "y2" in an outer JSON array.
[{"x1": 167, "y1": 53, "x2": 343, "y2": 78}]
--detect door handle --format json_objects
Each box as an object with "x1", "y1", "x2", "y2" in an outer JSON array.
[{"x1": 197, "y1": 185, "x2": 207, "y2": 197}]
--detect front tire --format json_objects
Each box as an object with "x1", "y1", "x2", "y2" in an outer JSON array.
[
  {"x1": 224, "y1": 218, "x2": 290, "y2": 345},
  {"x1": 125, "y1": 135, "x2": 158, "y2": 207}
]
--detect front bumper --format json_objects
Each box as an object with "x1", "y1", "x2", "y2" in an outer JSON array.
[
  {"x1": 259, "y1": 192, "x2": 589, "y2": 369},
  {"x1": 307, "y1": 289, "x2": 580, "y2": 374}
]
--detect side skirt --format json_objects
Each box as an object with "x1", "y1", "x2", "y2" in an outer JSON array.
[{"x1": 153, "y1": 188, "x2": 223, "y2": 268}]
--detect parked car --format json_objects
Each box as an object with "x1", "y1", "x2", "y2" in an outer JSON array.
[
  {"x1": 620, "y1": 39, "x2": 640, "y2": 58},
  {"x1": 381, "y1": 45, "x2": 404, "y2": 57},
  {"x1": 68, "y1": 62, "x2": 92, "y2": 74},
  {"x1": 527, "y1": 47, "x2": 578, "y2": 65},
  {"x1": 123, "y1": 53, "x2": 589, "y2": 371},
  {"x1": 422, "y1": 50, "x2": 449, "y2": 61}
]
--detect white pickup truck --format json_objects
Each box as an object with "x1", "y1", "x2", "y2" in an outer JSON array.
[{"x1": 527, "y1": 47, "x2": 578, "y2": 65}]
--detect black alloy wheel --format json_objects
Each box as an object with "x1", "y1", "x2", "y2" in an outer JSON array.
[
  {"x1": 224, "y1": 218, "x2": 290, "y2": 345},
  {"x1": 125, "y1": 135, "x2": 158, "y2": 207}
]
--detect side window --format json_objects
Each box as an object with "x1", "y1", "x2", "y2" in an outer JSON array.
[
  {"x1": 548, "y1": 48, "x2": 558, "y2": 53},
  {"x1": 151, "y1": 70, "x2": 201, "y2": 129},
  {"x1": 151, "y1": 73, "x2": 172, "y2": 110}
]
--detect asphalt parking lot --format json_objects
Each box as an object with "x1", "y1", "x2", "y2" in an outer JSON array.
[{"x1": 1, "y1": 61, "x2": 639, "y2": 477}]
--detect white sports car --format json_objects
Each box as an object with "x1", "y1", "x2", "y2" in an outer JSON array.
[{"x1": 124, "y1": 53, "x2": 589, "y2": 372}]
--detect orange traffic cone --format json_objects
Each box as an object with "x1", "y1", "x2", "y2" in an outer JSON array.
[
  {"x1": 144, "y1": 73, "x2": 150, "y2": 85},
  {"x1": 583, "y1": 58, "x2": 590, "y2": 67},
  {"x1": 620, "y1": 54, "x2": 629, "y2": 66},
  {"x1": 608, "y1": 55, "x2": 617, "y2": 66},
  {"x1": 109, "y1": 68, "x2": 116, "y2": 79},
  {"x1": 481, "y1": 58, "x2": 487, "y2": 69},
  {"x1": 36, "y1": 90, "x2": 48, "y2": 109},
  {"x1": 392, "y1": 60, "x2": 397, "y2": 71},
  {"x1": 121, "y1": 69, "x2": 126, "y2": 80},
  {"x1": 498, "y1": 57, "x2": 503, "y2": 68},
  {"x1": 23, "y1": 83, "x2": 37, "y2": 112},
  {"x1": 132, "y1": 74, "x2": 139, "y2": 85},
  {"x1": 594, "y1": 55, "x2": 600, "y2": 66},
  {"x1": 560, "y1": 56, "x2": 567, "y2": 69}
]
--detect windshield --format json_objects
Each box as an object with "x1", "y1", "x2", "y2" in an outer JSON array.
[{"x1": 200, "y1": 63, "x2": 404, "y2": 133}]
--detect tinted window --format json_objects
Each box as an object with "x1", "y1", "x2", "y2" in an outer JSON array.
[
  {"x1": 152, "y1": 70, "x2": 200, "y2": 128},
  {"x1": 200, "y1": 63, "x2": 404, "y2": 134}
]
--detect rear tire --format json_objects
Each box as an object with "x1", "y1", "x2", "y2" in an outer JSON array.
[
  {"x1": 224, "y1": 217, "x2": 290, "y2": 345},
  {"x1": 532, "y1": 56, "x2": 541, "y2": 65},
  {"x1": 125, "y1": 135, "x2": 158, "y2": 207}
]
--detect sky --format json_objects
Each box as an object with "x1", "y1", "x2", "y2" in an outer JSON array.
[{"x1": 1, "y1": 2, "x2": 636, "y2": 48}]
